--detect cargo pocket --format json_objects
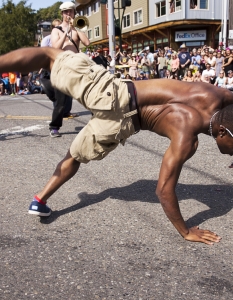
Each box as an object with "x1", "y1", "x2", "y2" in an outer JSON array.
[
  {"x1": 93, "y1": 134, "x2": 119, "y2": 161},
  {"x1": 115, "y1": 115, "x2": 135, "y2": 144},
  {"x1": 85, "y1": 81, "x2": 117, "y2": 111}
]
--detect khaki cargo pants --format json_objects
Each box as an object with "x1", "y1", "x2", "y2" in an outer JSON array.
[{"x1": 51, "y1": 51, "x2": 137, "y2": 163}]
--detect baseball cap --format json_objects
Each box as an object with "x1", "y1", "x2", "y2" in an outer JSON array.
[
  {"x1": 59, "y1": 1, "x2": 76, "y2": 11},
  {"x1": 228, "y1": 70, "x2": 233, "y2": 74}
]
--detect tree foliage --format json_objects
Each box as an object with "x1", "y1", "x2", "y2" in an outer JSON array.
[
  {"x1": 0, "y1": 0, "x2": 36, "y2": 53},
  {"x1": 35, "y1": 2, "x2": 63, "y2": 22}
]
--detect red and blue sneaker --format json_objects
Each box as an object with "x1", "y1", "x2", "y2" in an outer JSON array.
[{"x1": 28, "y1": 196, "x2": 51, "y2": 217}]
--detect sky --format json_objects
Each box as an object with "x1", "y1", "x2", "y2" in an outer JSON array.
[{"x1": 14, "y1": 0, "x2": 65, "y2": 11}]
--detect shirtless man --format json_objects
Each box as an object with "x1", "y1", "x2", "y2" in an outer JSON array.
[
  {"x1": 1, "y1": 47, "x2": 233, "y2": 245},
  {"x1": 49, "y1": 1, "x2": 90, "y2": 137}
]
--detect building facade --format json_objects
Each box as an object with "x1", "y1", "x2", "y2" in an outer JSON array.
[{"x1": 76, "y1": 0, "x2": 227, "y2": 52}]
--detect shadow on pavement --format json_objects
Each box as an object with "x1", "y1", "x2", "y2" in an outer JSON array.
[{"x1": 40, "y1": 179, "x2": 233, "y2": 227}]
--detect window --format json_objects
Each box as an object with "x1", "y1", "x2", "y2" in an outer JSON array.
[
  {"x1": 94, "y1": 26, "x2": 100, "y2": 38},
  {"x1": 170, "y1": 0, "x2": 181, "y2": 13},
  {"x1": 190, "y1": 0, "x2": 208, "y2": 9},
  {"x1": 79, "y1": 10, "x2": 83, "y2": 16},
  {"x1": 156, "y1": 1, "x2": 166, "y2": 17},
  {"x1": 93, "y1": 1, "x2": 99, "y2": 13},
  {"x1": 134, "y1": 9, "x2": 142, "y2": 25},
  {"x1": 85, "y1": 6, "x2": 91, "y2": 16},
  {"x1": 123, "y1": 14, "x2": 130, "y2": 28},
  {"x1": 87, "y1": 29, "x2": 92, "y2": 40}
]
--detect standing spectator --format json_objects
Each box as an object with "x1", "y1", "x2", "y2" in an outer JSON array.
[
  {"x1": 128, "y1": 53, "x2": 138, "y2": 80},
  {"x1": 49, "y1": 1, "x2": 90, "y2": 137},
  {"x1": 9, "y1": 72, "x2": 17, "y2": 95},
  {"x1": 107, "y1": 55, "x2": 115, "y2": 75},
  {"x1": 144, "y1": 46, "x2": 154, "y2": 77},
  {"x1": 40, "y1": 19, "x2": 76, "y2": 121},
  {"x1": 215, "y1": 51, "x2": 224, "y2": 77},
  {"x1": 16, "y1": 72, "x2": 21, "y2": 94},
  {"x1": 166, "y1": 52, "x2": 172, "y2": 72},
  {"x1": 191, "y1": 48, "x2": 201, "y2": 72},
  {"x1": 207, "y1": 50, "x2": 216, "y2": 70},
  {"x1": 170, "y1": 52, "x2": 179, "y2": 77},
  {"x1": 119, "y1": 50, "x2": 129, "y2": 66},
  {"x1": 178, "y1": 44, "x2": 191, "y2": 78},
  {"x1": 140, "y1": 53, "x2": 151, "y2": 79},
  {"x1": 157, "y1": 51, "x2": 167, "y2": 78},
  {"x1": 222, "y1": 48, "x2": 233, "y2": 77},
  {"x1": 200, "y1": 51, "x2": 206, "y2": 74}
]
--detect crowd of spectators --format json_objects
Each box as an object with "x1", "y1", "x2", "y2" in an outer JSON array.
[
  {"x1": 85, "y1": 44, "x2": 233, "y2": 89},
  {"x1": 0, "y1": 71, "x2": 43, "y2": 96},
  {"x1": 1, "y1": 43, "x2": 233, "y2": 97}
]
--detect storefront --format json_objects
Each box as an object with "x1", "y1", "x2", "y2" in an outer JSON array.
[{"x1": 174, "y1": 29, "x2": 207, "y2": 49}]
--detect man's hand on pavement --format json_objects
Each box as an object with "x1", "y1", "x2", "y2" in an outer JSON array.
[{"x1": 184, "y1": 226, "x2": 221, "y2": 245}]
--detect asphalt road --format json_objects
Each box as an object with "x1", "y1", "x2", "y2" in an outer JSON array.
[{"x1": 0, "y1": 94, "x2": 233, "y2": 300}]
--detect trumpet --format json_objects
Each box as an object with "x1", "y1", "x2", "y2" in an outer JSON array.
[{"x1": 73, "y1": 15, "x2": 89, "y2": 32}]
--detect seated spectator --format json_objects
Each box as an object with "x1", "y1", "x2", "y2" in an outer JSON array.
[
  {"x1": 182, "y1": 69, "x2": 194, "y2": 82},
  {"x1": 125, "y1": 73, "x2": 132, "y2": 80},
  {"x1": 214, "y1": 71, "x2": 225, "y2": 87},
  {"x1": 0, "y1": 73, "x2": 10, "y2": 95},
  {"x1": 202, "y1": 75, "x2": 210, "y2": 83},
  {"x1": 224, "y1": 70, "x2": 233, "y2": 90},
  {"x1": 193, "y1": 70, "x2": 202, "y2": 82},
  {"x1": 201, "y1": 63, "x2": 215, "y2": 83},
  {"x1": 165, "y1": 69, "x2": 173, "y2": 79},
  {"x1": 18, "y1": 83, "x2": 31, "y2": 95},
  {"x1": 136, "y1": 71, "x2": 148, "y2": 80}
]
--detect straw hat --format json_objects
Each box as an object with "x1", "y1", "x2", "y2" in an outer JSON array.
[{"x1": 179, "y1": 43, "x2": 187, "y2": 49}]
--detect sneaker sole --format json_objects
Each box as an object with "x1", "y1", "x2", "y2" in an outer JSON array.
[
  {"x1": 28, "y1": 210, "x2": 51, "y2": 217},
  {"x1": 50, "y1": 134, "x2": 62, "y2": 138}
]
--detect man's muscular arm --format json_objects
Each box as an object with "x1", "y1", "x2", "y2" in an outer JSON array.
[
  {"x1": 156, "y1": 127, "x2": 221, "y2": 245},
  {"x1": 76, "y1": 31, "x2": 90, "y2": 47}
]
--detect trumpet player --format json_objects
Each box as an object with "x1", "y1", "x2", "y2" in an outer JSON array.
[{"x1": 49, "y1": 1, "x2": 90, "y2": 138}]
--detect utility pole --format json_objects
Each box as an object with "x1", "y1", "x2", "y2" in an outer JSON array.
[
  {"x1": 108, "y1": 0, "x2": 115, "y2": 58},
  {"x1": 229, "y1": 0, "x2": 233, "y2": 48}
]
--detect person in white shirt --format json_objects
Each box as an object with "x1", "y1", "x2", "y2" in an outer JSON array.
[
  {"x1": 224, "y1": 70, "x2": 233, "y2": 90},
  {"x1": 107, "y1": 55, "x2": 115, "y2": 74},
  {"x1": 201, "y1": 63, "x2": 215, "y2": 83}
]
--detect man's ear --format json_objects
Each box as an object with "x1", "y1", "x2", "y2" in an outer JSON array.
[{"x1": 219, "y1": 125, "x2": 227, "y2": 137}]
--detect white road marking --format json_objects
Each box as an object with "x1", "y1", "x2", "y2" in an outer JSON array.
[{"x1": 0, "y1": 125, "x2": 46, "y2": 136}]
